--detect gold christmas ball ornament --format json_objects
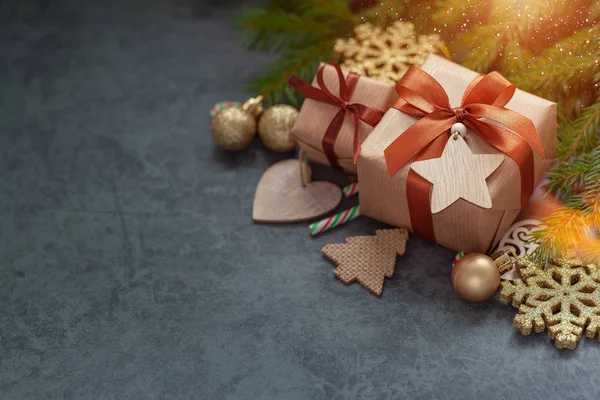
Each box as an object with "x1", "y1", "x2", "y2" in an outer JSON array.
[
  {"x1": 210, "y1": 96, "x2": 263, "y2": 152},
  {"x1": 258, "y1": 105, "x2": 299, "y2": 152},
  {"x1": 451, "y1": 253, "x2": 501, "y2": 302},
  {"x1": 210, "y1": 107, "x2": 256, "y2": 151}
]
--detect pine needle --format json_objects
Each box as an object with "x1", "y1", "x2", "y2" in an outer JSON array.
[
  {"x1": 557, "y1": 101, "x2": 600, "y2": 160},
  {"x1": 544, "y1": 147, "x2": 600, "y2": 201},
  {"x1": 456, "y1": 26, "x2": 504, "y2": 72},
  {"x1": 532, "y1": 204, "x2": 599, "y2": 265},
  {"x1": 245, "y1": 43, "x2": 334, "y2": 105},
  {"x1": 359, "y1": 0, "x2": 406, "y2": 25},
  {"x1": 501, "y1": 41, "x2": 535, "y2": 78},
  {"x1": 511, "y1": 25, "x2": 600, "y2": 111},
  {"x1": 234, "y1": 1, "x2": 356, "y2": 101},
  {"x1": 304, "y1": 0, "x2": 356, "y2": 22}
]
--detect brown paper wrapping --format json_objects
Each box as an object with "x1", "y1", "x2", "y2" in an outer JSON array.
[
  {"x1": 358, "y1": 55, "x2": 557, "y2": 253},
  {"x1": 292, "y1": 64, "x2": 398, "y2": 174}
]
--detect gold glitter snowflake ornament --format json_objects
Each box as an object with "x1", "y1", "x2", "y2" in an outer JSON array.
[
  {"x1": 500, "y1": 256, "x2": 600, "y2": 349},
  {"x1": 333, "y1": 21, "x2": 444, "y2": 83}
]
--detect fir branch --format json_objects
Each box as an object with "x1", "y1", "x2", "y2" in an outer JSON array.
[
  {"x1": 533, "y1": 188, "x2": 600, "y2": 265},
  {"x1": 563, "y1": 191, "x2": 600, "y2": 215},
  {"x1": 535, "y1": 125, "x2": 600, "y2": 264},
  {"x1": 245, "y1": 43, "x2": 334, "y2": 105},
  {"x1": 557, "y1": 101, "x2": 600, "y2": 160},
  {"x1": 234, "y1": 0, "x2": 357, "y2": 101},
  {"x1": 512, "y1": 25, "x2": 600, "y2": 107},
  {"x1": 513, "y1": 53, "x2": 599, "y2": 97},
  {"x1": 540, "y1": 25, "x2": 600, "y2": 60},
  {"x1": 431, "y1": 0, "x2": 470, "y2": 26},
  {"x1": 516, "y1": 0, "x2": 595, "y2": 50},
  {"x1": 532, "y1": 205, "x2": 599, "y2": 265},
  {"x1": 304, "y1": 0, "x2": 356, "y2": 22},
  {"x1": 234, "y1": 1, "x2": 358, "y2": 52},
  {"x1": 431, "y1": 0, "x2": 491, "y2": 35},
  {"x1": 580, "y1": 241, "x2": 600, "y2": 265},
  {"x1": 544, "y1": 147, "x2": 600, "y2": 202},
  {"x1": 360, "y1": 0, "x2": 406, "y2": 25},
  {"x1": 234, "y1": 8, "x2": 330, "y2": 52},
  {"x1": 456, "y1": 26, "x2": 505, "y2": 72},
  {"x1": 501, "y1": 40, "x2": 535, "y2": 78}
]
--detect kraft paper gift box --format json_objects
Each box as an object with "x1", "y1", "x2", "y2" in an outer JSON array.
[
  {"x1": 358, "y1": 55, "x2": 557, "y2": 253},
  {"x1": 290, "y1": 63, "x2": 398, "y2": 175}
]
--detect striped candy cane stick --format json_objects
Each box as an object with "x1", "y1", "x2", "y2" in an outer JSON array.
[
  {"x1": 452, "y1": 252, "x2": 465, "y2": 267},
  {"x1": 309, "y1": 205, "x2": 361, "y2": 236},
  {"x1": 342, "y1": 182, "x2": 359, "y2": 198},
  {"x1": 210, "y1": 101, "x2": 240, "y2": 117}
]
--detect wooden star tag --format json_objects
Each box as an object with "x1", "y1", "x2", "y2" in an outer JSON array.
[{"x1": 411, "y1": 134, "x2": 504, "y2": 214}]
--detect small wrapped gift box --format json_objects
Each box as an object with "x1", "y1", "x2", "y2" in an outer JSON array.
[
  {"x1": 358, "y1": 55, "x2": 557, "y2": 253},
  {"x1": 289, "y1": 63, "x2": 398, "y2": 174}
]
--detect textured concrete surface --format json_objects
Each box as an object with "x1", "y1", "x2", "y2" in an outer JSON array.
[{"x1": 1, "y1": 1, "x2": 599, "y2": 399}]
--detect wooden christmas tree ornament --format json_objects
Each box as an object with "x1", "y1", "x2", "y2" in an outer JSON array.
[{"x1": 322, "y1": 229, "x2": 409, "y2": 296}]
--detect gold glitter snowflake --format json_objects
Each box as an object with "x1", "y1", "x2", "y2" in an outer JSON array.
[
  {"x1": 500, "y1": 256, "x2": 600, "y2": 349},
  {"x1": 333, "y1": 21, "x2": 444, "y2": 83}
]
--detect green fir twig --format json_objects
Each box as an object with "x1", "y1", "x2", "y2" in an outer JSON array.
[
  {"x1": 557, "y1": 101, "x2": 600, "y2": 160},
  {"x1": 544, "y1": 147, "x2": 600, "y2": 203}
]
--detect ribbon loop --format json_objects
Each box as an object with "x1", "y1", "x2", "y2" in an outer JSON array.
[
  {"x1": 384, "y1": 66, "x2": 545, "y2": 243},
  {"x1": 395, "y1": 67, "x2": 452, "y2": 111},
  {"x1": 289, "y1": 62, "x2": 385, "y2": 169},
  {"x1": 461, "y1": 71, "x2": 515, "y2": 107},
  {"x1": 316, "y1": 62, "x2": 350, "y2": 108}
]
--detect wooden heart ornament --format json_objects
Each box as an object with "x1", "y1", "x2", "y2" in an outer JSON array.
[{"x1": 253, "y1": 159, "x2": 342, "y2": 223}]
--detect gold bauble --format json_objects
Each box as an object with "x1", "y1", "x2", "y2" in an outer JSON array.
[
  {"x1": 258, "y1": 105, "x2": 299, "y2": 152},
  {"x1": 451, "y1": 253, "x2": 500, "y2": 302},
  {"x1": 210, "y1": 107, "x2": 257, "y2": 151}
]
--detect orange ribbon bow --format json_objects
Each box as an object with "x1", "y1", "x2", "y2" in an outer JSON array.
[
  {"x1": 384, "y1": 67, "x2": 545, "y2": 242},
  {"x1": 289, "y1": 62, "x2": 385, "y2": 170}
]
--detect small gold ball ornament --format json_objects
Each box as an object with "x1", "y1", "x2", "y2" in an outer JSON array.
[
  {"x1": 258, "y1": 105, "x2": 299, "y2": 152},
  {"x1": 210, "y1": 96, "x2": 263, "y2": 152},
  {"x1": 211, "y1": 107, "x2": 256, "y2": 151},
  {"x1": 451, "y1": 253, "x2": 501, "y2": 302}
]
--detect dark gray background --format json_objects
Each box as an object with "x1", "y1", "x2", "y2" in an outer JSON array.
[{"x1": 1, "y1": 0, "x2": 599, "y2": 399}]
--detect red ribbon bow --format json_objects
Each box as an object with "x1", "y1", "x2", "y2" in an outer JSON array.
[
  {"x1": 384, "y1": 67, "x2": 545, "y2": 242},
  {"x1": 289, "y1": 62, "x2": 385, "y2": 169}
]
